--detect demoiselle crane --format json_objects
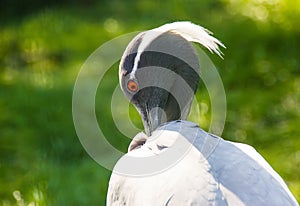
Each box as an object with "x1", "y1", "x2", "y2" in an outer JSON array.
[{"x1": 107, "y1": 21, "x2": 298, "y2": 206}]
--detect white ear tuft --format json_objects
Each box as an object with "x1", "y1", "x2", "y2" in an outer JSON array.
[
  {"x1": 129, "y1": 21, "x2": 225, "y2": 78},
  {"x1": 155, "y1": 21, "x2": 225, "y2": 58}
]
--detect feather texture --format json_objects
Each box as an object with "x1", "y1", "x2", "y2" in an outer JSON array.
[
  {"x1": 130, "y1": 21, "x2": 225, "y2": 78},
  {"x1": 107, "y1": 121, "x2": 299, "y2": 206},
  {"x1": 156, "y1": 21, "x2": 225, "y2": 58}
]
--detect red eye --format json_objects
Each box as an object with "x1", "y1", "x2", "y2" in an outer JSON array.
[{"x1": 127, "y1": 80, "x2": 139, "y2": 92}]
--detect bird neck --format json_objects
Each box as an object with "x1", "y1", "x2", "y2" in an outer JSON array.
[{"x1": 141, "y1": 92, "x2": 194, "y2": 136}]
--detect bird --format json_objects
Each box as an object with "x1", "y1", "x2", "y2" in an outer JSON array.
[{"x1": 106, "y1": 21, "x2": 299, "y2": 206}]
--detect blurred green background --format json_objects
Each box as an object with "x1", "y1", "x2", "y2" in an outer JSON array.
[{"x1": 0, "y1": 0, "x2": 299, "y2": 205}]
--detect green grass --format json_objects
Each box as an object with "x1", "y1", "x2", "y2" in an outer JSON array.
[{"x1": 1, "y1": 1, "x2": 300, "y2": 205}]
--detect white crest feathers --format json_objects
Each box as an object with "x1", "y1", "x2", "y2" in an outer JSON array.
[
  {"x1": 156, "y1": 21, "x2": 225, "y2": 58},
  {"x1": 130, "y1": 21, "x2": 225, "y2": 78}
]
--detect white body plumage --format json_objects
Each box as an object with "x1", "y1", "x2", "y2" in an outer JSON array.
[{"x1": 107, "y1": 121, "x2": 298, "y2": 205}]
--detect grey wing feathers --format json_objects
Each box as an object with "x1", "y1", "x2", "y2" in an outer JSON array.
[{"x1": 209, "y1": 140, "x2": 298, "y2": 206}]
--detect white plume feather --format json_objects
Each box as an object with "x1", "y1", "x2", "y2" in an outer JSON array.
[
  {"x1": 130, "y1": 21, "x2": 225, "y2": 78},
  {"x1": 156, "y1": 21, "x2": 225, "y2": 58}
]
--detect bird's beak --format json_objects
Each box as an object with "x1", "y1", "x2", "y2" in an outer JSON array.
[{"x1": 143, "y1": 106, "x2": 166, "y2": 136}]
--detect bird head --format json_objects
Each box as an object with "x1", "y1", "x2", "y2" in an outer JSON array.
[{"x1": 119, "y1": 21, "x2": 224, "y2": 136}]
